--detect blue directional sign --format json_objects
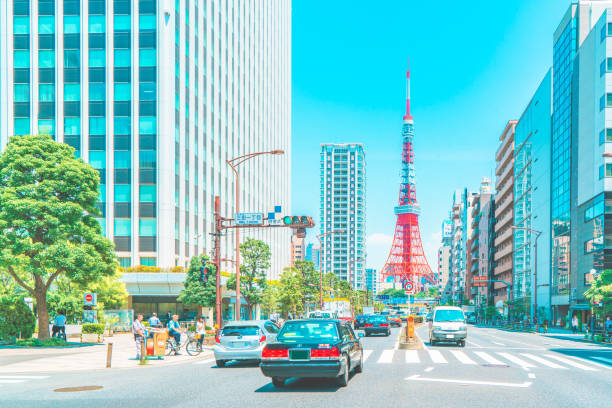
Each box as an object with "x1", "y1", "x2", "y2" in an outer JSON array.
[{"x1": 235, "y1": 213, "x2": 263, "y2": 225}]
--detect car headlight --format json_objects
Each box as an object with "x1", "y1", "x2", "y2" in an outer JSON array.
[
  {"x1": 460, "y1": 325, "x2": 467, "y2": 331},
  {"x1": 433, "y1": 325, "x2": 442, "y2": 330}
]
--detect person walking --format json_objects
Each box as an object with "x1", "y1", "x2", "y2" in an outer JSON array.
[
  {"x1": 148, "y1": 312, "x2": 161, "y2": 328},
  {"x1": 605, "y1": 316, "x2": 612, "y2": 337},
  {"x1": 571, "y1": 314, "x2": 579, "y2": 334},
  {"x1": 196, "y1": 316, "x2": 207, "y2": 348},
  {"x1": 133, "y1": 313, "x2": 146, "y2": 360}
]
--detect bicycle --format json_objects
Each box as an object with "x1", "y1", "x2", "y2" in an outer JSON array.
[
  {"x1": 165, "y1": 332, "x2": 202, "y2": 356},
  {"x1": 52, "y1": 325, "x2": 66, "y2": 341}
]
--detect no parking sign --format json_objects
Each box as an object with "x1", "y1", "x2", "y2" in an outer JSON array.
[{"x1": 403, "y1": 281, "x2": 415, "y2": 293}]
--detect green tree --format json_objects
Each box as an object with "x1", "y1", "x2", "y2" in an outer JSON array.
[
  {"x1": 294, "y1": 260, "x2": 319, "y2": 310},
  {"x1": 226, "y1": 238, "x2": 271, "y2": 318},
  {"x1": 178, "y1": 254, "x2": 217, "y2": 309},
  {"x1": 585, "y1": 269, "x2": 612, "y2": 315},
  {"x1": 261, "y1": 284, "x2": 279, "y2": 317},
  {"x1": 0, "y1": 135, "x2": 116, "y2": 340},
  {"x1": 0, "y1": 295, "x2": 36, "y2": 340},
  {"x1": 278, "y1": 267, "x2": 305, "y2": 316},
  {"x1": 380, "y1": 288, "x2": 406, "y2": 298}
]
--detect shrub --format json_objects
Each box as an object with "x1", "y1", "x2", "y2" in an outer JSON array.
[
  {"x1": 82, "y1": 323, "x2": 105, "y2": 334},
  {"x1": 0, "y1": 297, "x2": 36, "y2": 340}
]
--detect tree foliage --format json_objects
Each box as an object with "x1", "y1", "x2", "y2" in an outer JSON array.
[
  {"x1": 0, "y1": 295, "x2": 36, "y2": 341},
  {"x1": 278, "y1": 266, "x2": 305, "y2": 316},
  {"x1": 178, "y1": 254, "x2": 217, "y2": 308},
  {"x1": 585, "y1": 269, "x2": 612, "y2": 315},
  {"x1": 226, "y1": 238, "x2": 271, "y2": 317},
  {"x1": 261, "y1": 284, "x2": 279, "y2": 317},
  {"x1": 0, "y1": 135, "x2": 116, "y2": 340},
  {"x1": 380, "y1": 288, "x2": 407, "y2": 298}
]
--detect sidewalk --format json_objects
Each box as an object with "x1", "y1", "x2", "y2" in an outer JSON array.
[{"x1": 0, "y1": 334, "x2": 213, "y2": 373}]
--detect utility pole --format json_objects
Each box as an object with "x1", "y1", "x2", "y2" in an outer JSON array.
[{"x1": 214, "y1": 196, "x2": 222, "y2": 330}]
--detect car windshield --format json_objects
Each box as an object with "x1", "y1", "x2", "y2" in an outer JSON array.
[
  {"x1": 434, "y1": 310, "x2": 465, "y2": 322},
  {"x1": 277, "y1": 321, "x2": 339, "y2": 342},
  {"x1": 367, "y1": 316, "x2": 387, "y2": 323},
  {"x1": 221, "y1": 325, "x2": 260, "y2": 336}
]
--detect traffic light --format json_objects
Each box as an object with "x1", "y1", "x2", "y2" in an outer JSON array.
[{"x1": 282, "y1": 215, "x2": 315, "y2": 228}]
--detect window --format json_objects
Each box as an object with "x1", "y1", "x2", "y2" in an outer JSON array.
[
  {"x1": 608, "y1": 22, "x2": 612, "y2": 36},
  {"x1": 89, "y1": 151, "x2": 106, "y2": 169},
  {"x1": 14, "y1": 118, "x2": 30, "y2": 135},
  {"x1": 114, "y1": 185, "x2": 131, "y2": 202},
  {"x1": 114, "y1": 219, "x2": 132, "y2": 236},
  {"x1": 13, "y1": 17, "x2": 30, "y2": 34},
  {"x1": 139, "y1": 185, "x2": 156, "y2": 202},
  {"x1": 114, "y1": 49, "x2": 131, "y2": 67},
  {"x1": 114, "y1": 151, "x2": 131, "y2": 168},
  {"x1": 114, "y1": 83, "x2": 131, "y2": 100},
  {"x1": 64, "y1": 84, "x2": 81, "y2": 101},
  {"x1": 38, "y1": 16, "x2": 55, "y2": 34},
  {"x1": 89, "y1": 117, "x2": 106, "y2": 134},
  {"x1": 38, "y1": 120, "x2": 55, "y2": 136},
  {"x1": 139, "y1": 14, "x2": 156, "y2": 30},
  {"x1": 139, "y1": 82, "x2": 156, "y2": 100},
  {"x1": 139, "y1": 219, "x2": 156, "y2": 236},
  {"x1": 607, "y1": 163, "x2": 612, "y2": 177},
  {"x1": 607, "y1": 93, "x2": 612, "y2": 107},
  {"x1": 114, "y1": 15, "x2": 131, "y2": 31},
  {"x1": 89, "y1": 16, "x2": 105, "y2": 33},
  {"x1": 584, "y1": 236, "x2": 603, "y2": 254},
  {"x1": 39, "y1": 84, "x2": 55, "y2": 102},
  {"x1": 89, "y1": 49, "x2": 105, "y2": 67},
  {"x1": 140, "y1": 257, "x2": 156, "y2": 266},
  {"x1": 139, "y1": 49, "x2": 156, "y2": 66},
  {"x1": 64, "y1": 117, "x2": 80, "y2": 135},
  {"x1": 114, "y1": 116, "x2": 131, "y2": 134},
  {"x1": 64, "y1": 50, "x2": 80, "y2": 68},
  {"x1": 14, "y1": 84, "x2": 30, "y2": 102},
  {"x1": 39, "y1": 50, "x2": 55, "y2": 68},
  {"x1": 89, "y1": 83, "x2": 106, "y2": 101},
  {"x1": 139, "y1": 117, "x2": 156, "y2": 134},
  {"x1": 118, "y1": 257, "x2": 131, "y2": 268},
  {"x1": 139, "y1": 150, "x2": 156, "y2": 168},
  {"x1": 64, "y1": 16, "x2": 80, "y2": 34}
]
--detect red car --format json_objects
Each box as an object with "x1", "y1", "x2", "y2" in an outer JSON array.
[{"x1": 388, "y1": 315, "x2": 402, "y2": 327}]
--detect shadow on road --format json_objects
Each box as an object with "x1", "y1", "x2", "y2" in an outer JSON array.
[
  {"x1": 254, "y1": 373, "x2": 360, "y2": 393},
  {"x1": 214, "y1": 360, "x2": 260, "y2": 369}
]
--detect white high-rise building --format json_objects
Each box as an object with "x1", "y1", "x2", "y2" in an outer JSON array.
[{"x1": 0, "y1": 0, "x2": 292, "y2": 279}]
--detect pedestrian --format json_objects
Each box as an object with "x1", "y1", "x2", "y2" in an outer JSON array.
[
  {"x1": 605, "y1": 316, "x2": 612, "y2": 336},
  {"x1": 196, "y1": 316, "x2": 206, "y2": 348},
  {"x1": 51, "y1": 310, "x2": 67, "y2": 339},
  {"x1": 133, "y1": 313, "x2": 146, "y2": 359},
  {"x1": 168, "y1": 314, "x2": 182, "y2": 355},
  {"x1": 148, "y1": 312, "x2": 161, "y2": 328},
  {"x1": 571, "y1": 314, "x2": 579, "y2": 334}
]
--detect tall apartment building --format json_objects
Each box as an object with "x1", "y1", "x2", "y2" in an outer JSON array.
[
  {"x1": 304, "y1": 242, "x2": 320, "y2": 270},
  {"x1": 513, "y1": 70, "x2": 552, "y2": 320},
  {"x1": 448, "y1": 188, "x2": 477, "y2": 303},
  {"x1": 365, "y1": 268, "x2": 378, "y2": 295},
  {"x1": 0, "y1": 0, "x2": 292, "y2": 279},
  {"x1": 493, "y1": 121, "x2": 516, "y2": 308},
  {"x1": 290, "y1": 232, "x2": 305, "y2": 267},
  {"x1": 466, "y1": 178, "x2": 494, "y2": 307},
  {"x1": 438, "y1": 218, "x2": 452, "y2": 303},
  {"x1": 320, "y1": 143, "x2": 366, "y2": 289}
]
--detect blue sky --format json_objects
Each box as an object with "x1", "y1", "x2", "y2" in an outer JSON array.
[{"x1": 291, "y1": 0, "x2": 568, "y2": 272}]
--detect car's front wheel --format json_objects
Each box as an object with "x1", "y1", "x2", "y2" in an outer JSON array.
[
  {"x1": 354, "y1": 351, "x2": 363, "y2": 373},
  {"x1": 458, "y1": 340, "x2": 466, "y2": 348},
  {"x1": 336, "y1": 356, "x2": 350, "y2": 387},
  {"x1": 272, "y1": 377, "x2": 285, "y2": 388},
  {"x1": 216, "y1": 359, "x2": 226, "y2": 367}
]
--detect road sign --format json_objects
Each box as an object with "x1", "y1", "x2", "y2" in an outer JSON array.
[
  {"x1": 83, "y1": 293, "x2": 97, "y2": 306},
  {"x1": 235, "y1": 212, "x2": 263, "y2": 225},
  {"x1": 403, "y1": 281, "x2": 415, "y2": 293}
]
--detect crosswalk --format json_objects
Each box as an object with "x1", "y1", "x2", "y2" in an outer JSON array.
[
  {"x1": 0, "y1": 375, "x2": 49, "y2": 384},
  {"x1": 364, "y1": 349, "x2": 604, "y2": 371}
]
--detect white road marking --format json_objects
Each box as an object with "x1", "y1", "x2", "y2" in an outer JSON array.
[
  {"x1": 544, "y1": 354, "x2": 597, "y2": 371},
  {"x1": 450, "y1": 350, "x2": 477, "y2": 365},
  {"x1": 427, "y1": 350, "x2": 447, "y2": 364},
  {"x1": 405, "y1": 375, "x2": 532, "y2": 388},
  {"x1": 0, "y1": 380, "x2": 26, "y2": 384},
  {"x1": 492, "y1": 341, "x2": 505, "y2": 346},
  {"x1": 592, "y1": 356, "x2": 612, "y2": 365},
  {"x1": 362, "y1": 349, "x2": 373, "y2": 362},
  {"x1": 194, "y1": 358, "x2": 215, "y2": 365},
  {"x1": 466, "y1": 340, "x2": 483, "y2": 348},
  {"x1": 520, "y1": 353, "x2": 567, "y2": 369},
  {"x1": 424, "y1": 366, "x2": 434, "y2": 372},
  {"x1": 405, "y1": 350, "x2": 420, "y2": 364},
  {"x1": 496, "y1": 352, "x2": 536, "y2": 369},
  {"x1": 0, "y1": 375, "x2": 48, "y2": 379},
  {"x1": 566, "y1": 355, "x2": 611, "y2": 370},
  {"x1": 474, "y1": 351, "x2": 506, "y2": 365},
  {"x1": 377, "y1": 350, "x2": 394, "y2": 364},
  {"x1": 528, "y1": 373, "x2": 536, "y2": 379}
]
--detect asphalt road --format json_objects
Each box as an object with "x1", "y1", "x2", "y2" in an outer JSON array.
[{"x1": 1, "y1": 325, "x2": 611, "y2": 408}]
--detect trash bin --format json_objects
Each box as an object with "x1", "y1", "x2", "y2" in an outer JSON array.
[{"x1": 153, "y1": 330, "x2": 168, "y2": 357}]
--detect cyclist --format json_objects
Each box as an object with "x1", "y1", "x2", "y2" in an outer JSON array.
[
  {"x1": 52, "y1": 310, "x2": 67, "y2": 340},
  {"x1": 168, "y1": 314, "x2": 182, "y2": 355}
]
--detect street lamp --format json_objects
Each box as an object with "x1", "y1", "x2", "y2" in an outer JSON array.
[
  {"x1": 316, "y1": 230, "x2": 345, "y2": 309},
  {"x1": 227, "y1": 149, "x2": 284, "y2": 320},
  {"x1": 511, "y1": 225, "x2": 542, "y2": 325}
]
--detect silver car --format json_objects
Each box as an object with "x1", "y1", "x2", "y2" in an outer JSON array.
[{"x1": 214, "y1": 320, "x2": 280, "y2": 367}]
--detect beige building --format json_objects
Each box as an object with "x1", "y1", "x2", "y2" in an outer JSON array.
[
  {"x1": 493, "y1": 121, "x2": 517, "y2": 309},
  {"x1": 290, "y1": 233, "x2": 305, "y2": 267}
]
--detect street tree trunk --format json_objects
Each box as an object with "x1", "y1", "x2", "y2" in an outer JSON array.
[{"x1": 34, "y1": 277, "x2": 50, "y2": 341}]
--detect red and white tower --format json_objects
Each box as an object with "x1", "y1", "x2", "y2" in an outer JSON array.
[{"x1": 381, "y1": 61, "x2": 437, "y2": 293}]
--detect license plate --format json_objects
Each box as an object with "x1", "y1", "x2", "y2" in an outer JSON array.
[
  {"x1": 446, "y1": 335, "x2": 453, "y2": 339},
  {"x1": 290, "y1": 350, "x2": 309, "y2": 360}
]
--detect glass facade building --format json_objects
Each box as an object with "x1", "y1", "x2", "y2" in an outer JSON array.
[
  {"x1": 320, "y1": 143, "x2": 366, "y2": 289},
  {"x1": 0, "y1": 0, "x2": 292, "y2": 279}
]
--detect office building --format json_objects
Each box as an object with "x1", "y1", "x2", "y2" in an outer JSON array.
[
  {"x1": 320, "y1": 143, "x2": 366, "y2": 289},
  {"x1": 438, "y1": 217, "x2": 452, "y2": 303},
  {"x1": 290, "y1": 232, "x2": 305, "y2": 267},
  {"x1": 304, "y1": 242, "x2": 321, "y2": 270},
  {"x1": 448, "y1": 188, "x2": 478, "y2": 303},
  {"x1": 365, "y1": 267, "x2": 378, "y2": 295},
  {"x1": 0, "y1": 0, "x2": 292, "y2": 285},
  {"x1": 493, "y1": 121, "x2": 516, "y2": 308}
]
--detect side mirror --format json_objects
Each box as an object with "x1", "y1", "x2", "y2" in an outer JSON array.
[{"x1": 358, "y1": 332, "x2": 365, "y2": 338}]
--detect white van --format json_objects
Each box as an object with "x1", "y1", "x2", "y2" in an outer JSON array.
[{"x1": 428, "y1": 306, "x2": 467, "y2": 347}]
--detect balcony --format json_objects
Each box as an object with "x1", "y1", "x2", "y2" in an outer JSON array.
[
  {"x1": 495, "y1": 160, "x2": 513, "y2": 189},
  {"x1": 493, "y1": 261, "x2": 512, "y2": 277},
  {"x1": 495, "y1": 228, "x2": 513, "y2": 248},
  {"x1": 493, "y1": 245, "x2": 513, "y2": 262},
  {"x1": 495, "y1": 122, "x2": 516, "y2": 161},
  {"x1": 494, "y1": 195, "x2": 513, "y2": 218},
  {"x1": 494, "y1": 211, "x2": 513, "y2": 233},
  {"x1": 495, "y1": 176, "x2": 514, "y2": 203}
]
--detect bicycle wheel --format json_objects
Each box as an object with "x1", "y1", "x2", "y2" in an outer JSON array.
[
  {"x1": 186, "y1": 340, "x2": 201, "y2": 356},
  {"x1": 165, "y1": 339, "x2": 175, "y2": 356}
]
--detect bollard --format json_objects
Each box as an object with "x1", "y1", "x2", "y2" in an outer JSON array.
[
  {"x1": 407, "y1": 316, "x2": 415, "y2": 341},
  {"x1": 106, "y1": 342, "x2": 113, "y2": 368},
  {"x1": 140, "y1": 340, "x2": 146, "y2": 363}
]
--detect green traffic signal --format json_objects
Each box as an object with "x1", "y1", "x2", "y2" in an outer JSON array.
[{"x1": 283, "y1": 216, "x2": 293, "y2": 225}]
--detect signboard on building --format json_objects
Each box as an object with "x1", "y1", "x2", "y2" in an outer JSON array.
[
  {"x1": 443, "y1": 221, "x2": 453, "y2": 238},
  {"x1": 235, "y1": 213, "x2": 263, "y2": 225},
  {"x1": 472, "y1": 276, "x2": 487, "y2": 287}
]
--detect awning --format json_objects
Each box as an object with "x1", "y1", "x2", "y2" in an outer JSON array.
[{"x1": 570, "y1": 304, "x2": 591, "y2": 311}]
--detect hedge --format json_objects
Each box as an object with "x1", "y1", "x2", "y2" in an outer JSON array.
[
  {"x1": 0, "y1": 297, "x2": 35, "y2": 340},
  {"x1": 82, "y1": 323, "x2": 105, "y2": 334}
]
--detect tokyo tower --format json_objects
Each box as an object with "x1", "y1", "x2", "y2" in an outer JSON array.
[{"x1": 380, "y1": 61, "x2": 437, "y2": 293}]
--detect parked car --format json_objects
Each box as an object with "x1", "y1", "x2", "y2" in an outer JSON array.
[
  {"x1": 353, "y1": 315, "x2": 367, "y2": 330},
  {"x1": 428, "y1": 306, "x2": 467, "y2": 347},
  {"x1": 363, "y1": 315, "x2": 390, "y2": 336},
  {"x1": 308, "y1": 310, "x2": 338, "y2": 319},
  {"x1": 214, "y1": 320, "x2": 280, "y2": 367},
  {"x1": 388, "y1": 314, "x2": 402, "y2": 327},
  {"x1": 466, "y1": 314, "x2": 476, "y2": 324},
  {"x1": 260, "y1": 319, "x2": 364, "y2": 388}
]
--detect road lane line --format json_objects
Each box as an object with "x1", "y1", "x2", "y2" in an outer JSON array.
[
  {"x1": 520, "y1": 353, "x2": 567, "y2": 369},
  {"x1": 496, "y1": 352, "x2": 536, "y2": 369},
  {"x1": 424, "y1": 366, "x2": 434, "y2": 372},
  {"x1": 405, "y1": 350, "x2": 420, "y2": 364},
  {"x1": 0, "y1": 376, "x2": 48, "y2": 379},
  {"x1": 194, "y1": 358, "x2": 215, "y2": 365},
  {"x1": 528, "y1": 373, "x2": 536, "y2": 379},
  {"x1": 492, "y1": 341, "x2": 505, "y2": 346},
  {"x1": 565, "y1": 355, "x2": 611, "y2": 370},
  {"x1": 427, "y1": 350, "x2": 447, "y2": 364},
  {"x1": 405, "y1": 375, "x2": 532, "y2": 388},
  {"x1": 544, "y1": 354, "x2": 597, "y2": 371},
  {"x1": 450, "y1": 350, "x2": 476, "y2": 365},
  {"x1": 474, "y1": 351, "x2": 505, "y2": 365},
  {"x1": 0, "y1": 380, "x2": 27, "y2": 384},
  {"x1": 377, "y1": 349, "x2": 394, "y2": 364},
  {"x1": 466, "y1": 340, "x2": 483, "y2": 348},
  {"x1": 363, "y1": 349, "x2": 373, "y2": 362}
]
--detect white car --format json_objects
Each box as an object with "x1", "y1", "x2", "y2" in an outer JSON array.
[
  {"x1": 428, "y1": 306, "x2": 467, "y2": 347},
  {"x1": 213, "y1": 320, "x2": 280, "y2": 367}
]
